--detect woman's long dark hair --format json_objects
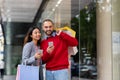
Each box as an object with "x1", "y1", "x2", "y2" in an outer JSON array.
[{"x1": 24, "y1": 26, "x2": 41, "y2": 46}]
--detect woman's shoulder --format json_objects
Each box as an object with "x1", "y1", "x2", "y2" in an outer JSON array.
[{"x1": 24, "y1": 41, "x2": 34, "y2": 48}]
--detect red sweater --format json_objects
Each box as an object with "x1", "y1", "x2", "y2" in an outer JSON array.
[{"x1": 41, "y1": 32, "x2": 78, "y2": 70}]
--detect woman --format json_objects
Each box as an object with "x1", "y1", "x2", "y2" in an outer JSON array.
[{"x1": 22, "y1": 26, "x2": 43, "y2": 80}]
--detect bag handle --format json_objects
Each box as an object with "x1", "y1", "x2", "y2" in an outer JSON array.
[{"x1": 22, "y1": 60, "x2": 27, "y2": 65}]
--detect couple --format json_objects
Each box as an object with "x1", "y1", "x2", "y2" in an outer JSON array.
[{"x1": 22, "y1": 19, "x2": 78, "y2": 80}]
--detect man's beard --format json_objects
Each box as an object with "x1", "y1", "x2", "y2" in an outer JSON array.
[{"x1": 45, "y1": 30, "x2": 53, "y2": 36}]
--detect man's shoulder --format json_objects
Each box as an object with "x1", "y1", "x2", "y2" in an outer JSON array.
[{"x1": 41, "y1": 39, "x2": 47, "y2": 44}]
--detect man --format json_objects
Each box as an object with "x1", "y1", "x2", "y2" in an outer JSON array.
[{"x1": 41, "y1": 19, "x2": 78, "y2": 80}]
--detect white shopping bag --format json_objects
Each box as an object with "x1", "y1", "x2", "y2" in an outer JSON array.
[
  {"x1": 16, "y1": 65, "x2": 39, "y2": 80},
  {"x1": 57, "y1": 26, "x2": 78, "y2": 55}
]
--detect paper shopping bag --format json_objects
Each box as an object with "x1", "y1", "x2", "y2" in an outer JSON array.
[
  {"x1": 57, "y1": 26, "x2": 78, "y2": 55},
  {"x1": 16, "y1": 65, "x2": 39, "y2": 80},
  {"x1": 68, "y1": 46, "x2": 78, "y2": 55}
]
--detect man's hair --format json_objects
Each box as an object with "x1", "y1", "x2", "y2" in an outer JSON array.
[{"x1": 42, "y1": 19, "x2": 54, "y2": 26}]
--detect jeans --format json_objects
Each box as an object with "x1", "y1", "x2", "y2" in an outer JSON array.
[{"x1": 46, "y1": 69, "x2": 69, "y2": 80}]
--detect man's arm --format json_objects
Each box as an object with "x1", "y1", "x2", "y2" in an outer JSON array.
[
  {"x1": 41, "y1": 42, "x2": 54, "y2": 63},
  {"x1": 57, "y1": 31, "x2": 78, "y2": 46}
]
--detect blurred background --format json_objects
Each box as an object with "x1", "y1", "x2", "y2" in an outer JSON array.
[{"x1": 0, "y1": 0, "x2": 120, "y2": 80}]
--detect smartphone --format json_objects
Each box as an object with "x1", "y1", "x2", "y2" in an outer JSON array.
[
  {"x1": 38, "y1": 49, "x2": 43, "y2": 54},
  {"x1": 48, "y1": 41, "x2": 53, "y2": 46}
]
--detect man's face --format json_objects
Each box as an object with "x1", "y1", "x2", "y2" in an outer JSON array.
[{"x1": 42, "y1": 21, "x2": 54, "y2": 36}]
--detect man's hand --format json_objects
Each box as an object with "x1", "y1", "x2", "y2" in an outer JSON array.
[
  {"x1": 47, "y1": 45, "x2": 54, "y2": 54},
  {"x1": 56, "y1": 30, "x2": 62, "y2": 36}
]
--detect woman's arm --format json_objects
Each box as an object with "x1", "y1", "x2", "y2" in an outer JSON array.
[{"x1": 22, "y1": 43, "x2": 36, "y2": 65}]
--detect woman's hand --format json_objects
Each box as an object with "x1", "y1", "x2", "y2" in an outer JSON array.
[{"x1": 34, "y1": 52, "x2": 43, "y2": 60}]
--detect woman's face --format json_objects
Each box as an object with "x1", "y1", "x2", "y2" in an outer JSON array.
[{"x1": 31, "y1": 28, "x2": 41, "y2": 41}]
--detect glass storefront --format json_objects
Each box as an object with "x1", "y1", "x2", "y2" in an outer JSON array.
[{"x1": 112, "y1": 0, "x2": 120, "y2": 80}]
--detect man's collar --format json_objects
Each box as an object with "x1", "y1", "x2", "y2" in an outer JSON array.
[{"x1": 43, "y1": 31, "x2": 56, "y2": 40}]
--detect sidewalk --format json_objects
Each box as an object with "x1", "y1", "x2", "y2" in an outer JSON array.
[
  {"x1": 1, "y1": 75, "x2": 16, "y2": 80},
  {"x1": 2, "y1": 75, "x2": 96, "y2": 80}
]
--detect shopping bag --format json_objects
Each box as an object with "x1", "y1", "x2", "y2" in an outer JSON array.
[
  {"x1": 16, "y1": 65, "x2": 39, "y2": 80},
  {"x1": 68, "y1": 46, "x2": 78, "y2": 55},
  {"x1": 57, "y1": 26, "x2": 78, "y2": 55}
]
